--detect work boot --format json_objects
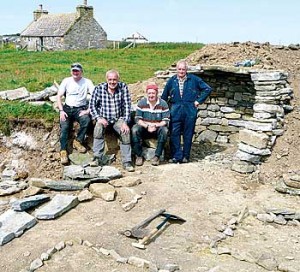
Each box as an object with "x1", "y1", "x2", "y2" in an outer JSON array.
[
  {"x1": 182, "y1": 157, "x2": 189, "y2": 163},
  {"x1": 123, "y1": 162, "x2": 135, "y2": 172},
  {"x1": 73, "y1": 139, "x2": 86, "y2": 153},
  {"x1": 90, "y1": 156, "x2": 102, "y2": 167},
  {"x1": 151, "y1": 156, "x2": 159, "y2": 166},
  {"x1": 135, "y1": 156, "x2": 143, "y2": 166},
  {"x1": 60, "y1": 150, "x2": 69, "y2": 165},
  {"x1": 168, "y1": 158, "x2": 180, "y2": 164}
]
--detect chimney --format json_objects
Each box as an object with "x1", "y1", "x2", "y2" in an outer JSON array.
[
  {"x1": 33, "y1": 4, "x2": 48, "y2": 21},
  {"x1": 76, "y1": 2, "x2": 93, "y2": 18}
]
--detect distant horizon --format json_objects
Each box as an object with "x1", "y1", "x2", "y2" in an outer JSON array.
[{"x1": 0, "y1": 0, "x2": 299, "y2": 46}]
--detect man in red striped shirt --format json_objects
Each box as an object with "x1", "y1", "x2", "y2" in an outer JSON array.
[{"x1": 132, "y1": 83, "x2": 170, "y2": 166}]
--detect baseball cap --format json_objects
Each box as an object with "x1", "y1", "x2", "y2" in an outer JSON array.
[
  {"x1": 71, "y1": 63, "x2": 83, "y2": 71},
  {"x1": 146, "y1": 84, "x2": 158, "y2": 91}
]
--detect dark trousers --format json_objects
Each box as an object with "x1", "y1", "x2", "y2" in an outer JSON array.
[
  {"x1": 170, "y1": 111, "x2": 196, "y2": 161},
  {"x1": 60, "y1": 105, "x2": 91, "y2": 151},
  {"x1": 132, "y1": 124, "x2": 168, "y2": 157}
]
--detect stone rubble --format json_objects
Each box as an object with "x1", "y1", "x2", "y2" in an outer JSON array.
[{"x1": 21, "y1": 236, "x2": 182, "y2": 272}]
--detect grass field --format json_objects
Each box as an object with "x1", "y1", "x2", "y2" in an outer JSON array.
[
  {"x1": 0, "y1": 42, "x2": 204, "y2": 134},
  {"x1": 0, "y1": 42, "x2": 203, "y2": 91}
]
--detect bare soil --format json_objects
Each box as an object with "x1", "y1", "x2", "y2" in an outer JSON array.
[{"x1": 1, "y1": 42, "x2": 300, "y2": 272}]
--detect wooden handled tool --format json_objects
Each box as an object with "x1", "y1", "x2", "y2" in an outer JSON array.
[{"x1": 132, "y1": 213, "x2": 186, "y2": 249}]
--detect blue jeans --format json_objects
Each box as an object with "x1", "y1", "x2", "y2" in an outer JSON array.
[
  {"x1": 132, "y1": 124, "x2": 168, "y2": 157},
  {"x1": 93, "y1": 119, "x2": 132, "y2": 163},
  {"x1": 60, "y1": 105, "x2": 91, "y2": 151}
]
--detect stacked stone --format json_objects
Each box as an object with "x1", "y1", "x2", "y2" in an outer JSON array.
[
  {"x1": 257, "y1": 207, "x2": 300, "y2": 225},
  {"x1": 232, "y1": 71, "x2": 293, "y2": 173},
  {"x1": 156, "y1": 66, "x2": 293, "y2": 174},
  {"x1": 276, "y1": 171, "x2": 300, "y2": 195},
  {"x1": 195, "y1": 71, "x2": 255, "y2": 144}
]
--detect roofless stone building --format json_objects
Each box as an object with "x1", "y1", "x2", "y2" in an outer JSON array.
[{"x1": 20, "y1": 0, "x2": 107, "y2": 51}]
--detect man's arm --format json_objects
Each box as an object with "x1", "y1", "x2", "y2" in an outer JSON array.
[
  {"x1": 161, "y1": 76, "x2": 174, "y2": 102},
  {"x1": 121, "y1": 83, "x2": 132, "y2": 123},
  {"x1": 89, "y1": 85, "x2": 101, "y2": 120},
  {"x1": 196, "y1": 78, "x2": 212, "y2": 104}
]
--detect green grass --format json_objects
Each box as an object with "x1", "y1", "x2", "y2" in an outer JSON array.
[
  {"x1": 0, "y1": 42, "x2": 204, "y2": 134},
  {"x1": 0, "y1": 100, "x2": 57, "y2": 135}
]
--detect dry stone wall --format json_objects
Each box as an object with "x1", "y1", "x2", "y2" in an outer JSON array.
[{"x1": 156, "y1": 66, "x2": 293, "y2": 173}]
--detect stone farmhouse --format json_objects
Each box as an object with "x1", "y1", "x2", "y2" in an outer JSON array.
[{"x1": 20, "y1": 0, "x2": 107, "y2": 51}]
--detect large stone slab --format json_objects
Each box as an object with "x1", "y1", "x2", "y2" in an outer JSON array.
[
  {"x1": 235, "y1": 150, "x2": 261, "y2": 164},
  {"x1": 21, "y1": 84, "x2": 58, "y2": 102},
  {"x1": 90, "y1": 166, "x2": 122, "y2": 182},
  {"x1": 35, "y1": 194, "x2": 79, "y2": 220},
  {"x1": 109, "y1": 176, "x2": 142, "y2": 187},
  {"x1": 0, "y1": 87, "x2": 29, "y2": 100},
  {"x1": 89, "y1": 183, "x2": 116, "y2": 201},
  {"x1": 28, "y1": 178, "x2": 90, "y2": 191},
  {"x1": 239, "y1": 129, "x2": 269, "y2": 149},
  {"x1": 0, "y1": 209, "x2": 37, "y2": 245},
  {"x1": 251, "y1": 71, "x2": 288, "y2": 81},
  {"x1": 63, "y1": 165, "x2": 86, "y2": 179},
  {"x1": 0, "y1": 180, "x2": 28, "y2": 196},
  {"x1": 68, "y1": 153, "x2": 94, "y2": 166},
  {"x1": 10, "y1": 194, "x2": 50, "y2": 211},
  {"x1": 238, "y1": 143, "x2": 271, "y2": 156}
]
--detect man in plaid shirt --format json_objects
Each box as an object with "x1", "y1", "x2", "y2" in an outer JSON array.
[{"x1": 89, "y1": 69, "x2": 134, "y2": 172}]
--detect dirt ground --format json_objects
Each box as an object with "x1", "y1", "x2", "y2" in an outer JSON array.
[{"x1": 1, "y1": 42, "x2": 300, "y2": 272}]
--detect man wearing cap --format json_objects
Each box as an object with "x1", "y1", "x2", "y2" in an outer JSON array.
[
  {"x1": 162, "y1": 59, "x2": 212, "y2": 163},
  {"x1": 89, "y1": 69, "x2": 135, "y2": 172},
  {"x1": 132, "y1": 83, "x2": 170, "y2": 166},
  {"x1": 57, "y1": 63, "x2": 95, "y2": 165}
]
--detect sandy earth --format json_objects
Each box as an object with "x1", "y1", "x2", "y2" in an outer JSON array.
[{"x1": 1, "y1": 42, "x2": 300, "y2": 272}]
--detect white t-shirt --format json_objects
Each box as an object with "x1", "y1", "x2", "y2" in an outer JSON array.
[{"x1": 58, "y1": 77, "x2": 95, "y2": 107}]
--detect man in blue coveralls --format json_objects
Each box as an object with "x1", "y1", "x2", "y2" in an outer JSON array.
[{"x1": 161, "y1": 59, "x2": 212, "y2": 163}]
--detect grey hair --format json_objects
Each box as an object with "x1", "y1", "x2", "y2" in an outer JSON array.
[
  {"x1": 176, "y1": 59, "x2": 188, "y2": 69},
  {"x1": 106, "y1": 69, "x2": 120, "y2": 79}
]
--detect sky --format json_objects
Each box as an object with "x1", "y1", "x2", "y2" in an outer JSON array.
[{"x1": 0, "y1": 0, "x2": 299, "y2": 45}]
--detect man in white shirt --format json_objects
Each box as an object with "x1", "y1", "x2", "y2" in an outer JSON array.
[{"x1": 57, "y1": 63, "x2": 94, "y2": 165}]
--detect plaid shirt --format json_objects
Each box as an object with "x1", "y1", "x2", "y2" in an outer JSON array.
[{"x1": 89, "y1": 82, "x2": 132, "y2": 123}]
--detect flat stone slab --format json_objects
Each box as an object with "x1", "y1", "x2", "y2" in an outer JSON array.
[
  {"x1": 28, "y1": 178, "x2": 90, "y2": 191},
  {"x1": 0, "y1": 209, "x2": 37, "y2": 246},
  {"x1": 63, "y1": 165, "x2": 86, "y2": 179},
  {"x1": 0, "y1": 87, "x2": 29, "y2": 100},
  {"x1": 90, "y1": 166, "x2": 122, "y2": 183},
  {"x1": 109, "y1": 176, "x2": 142, "y2": 187},
  {"x1": 10, "y1": 194, "x2": 50, "y2": 211},
  {"x1": 34, "y1": 194, "x2": 79, "y2": 220},
  {"x1": 0, "y1": 180, "x2": 27, "y2": 196},
  {"x1": 68, "y1": 153, "x2": 94, "y2": 166}
]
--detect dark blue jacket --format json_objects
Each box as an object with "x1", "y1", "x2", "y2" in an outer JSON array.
[{"x1": 161, "y1": 74, "x2": 212, "y2": 120}]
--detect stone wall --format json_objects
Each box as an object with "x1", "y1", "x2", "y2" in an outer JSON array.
[
  {"x1": 64, "y1": 16, "x2": 107, "y2": 50},
  {"x1": 156, "y1": 65, "x2": 293, "y2": 173}
]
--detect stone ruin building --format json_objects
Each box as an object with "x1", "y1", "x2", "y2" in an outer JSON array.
[
  {"x1": 20, "y1": 0, "x2": 107, "y2": 51},
  {"x1": 156, "y1": 65, "x2": 293, "y2": 174}
]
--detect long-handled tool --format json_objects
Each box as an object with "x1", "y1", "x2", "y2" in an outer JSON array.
[
  {"x1": 122, "y1": 209, "x2": 166, "y2": 238},
  {"x1": 132, "y1": 212, "x2": 186, "y2": 249}
]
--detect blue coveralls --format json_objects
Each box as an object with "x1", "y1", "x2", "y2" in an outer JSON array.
[{"x1": 161, "y1": 74, "x2": 212, "y2": 162}]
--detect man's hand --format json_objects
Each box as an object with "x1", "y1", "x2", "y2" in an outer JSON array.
[
  {"x1": 121, "y1": 122, "x2": 130, "y2": 134},
  {"x1": 194, "y1": 101, "x2": 200, "y2": 108},
  {"x1": 97, "y1": 118, "x2": 108, "y2": 127},
  {"x1": 60, "y1": 111, "x2": 68, "y2": 121},
  {"x1": 79, "y1": 109, "x2": 90, "y2": 117},
  {"x1": 148, "y1": 124, "x2": 157, "y2": 133}
]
